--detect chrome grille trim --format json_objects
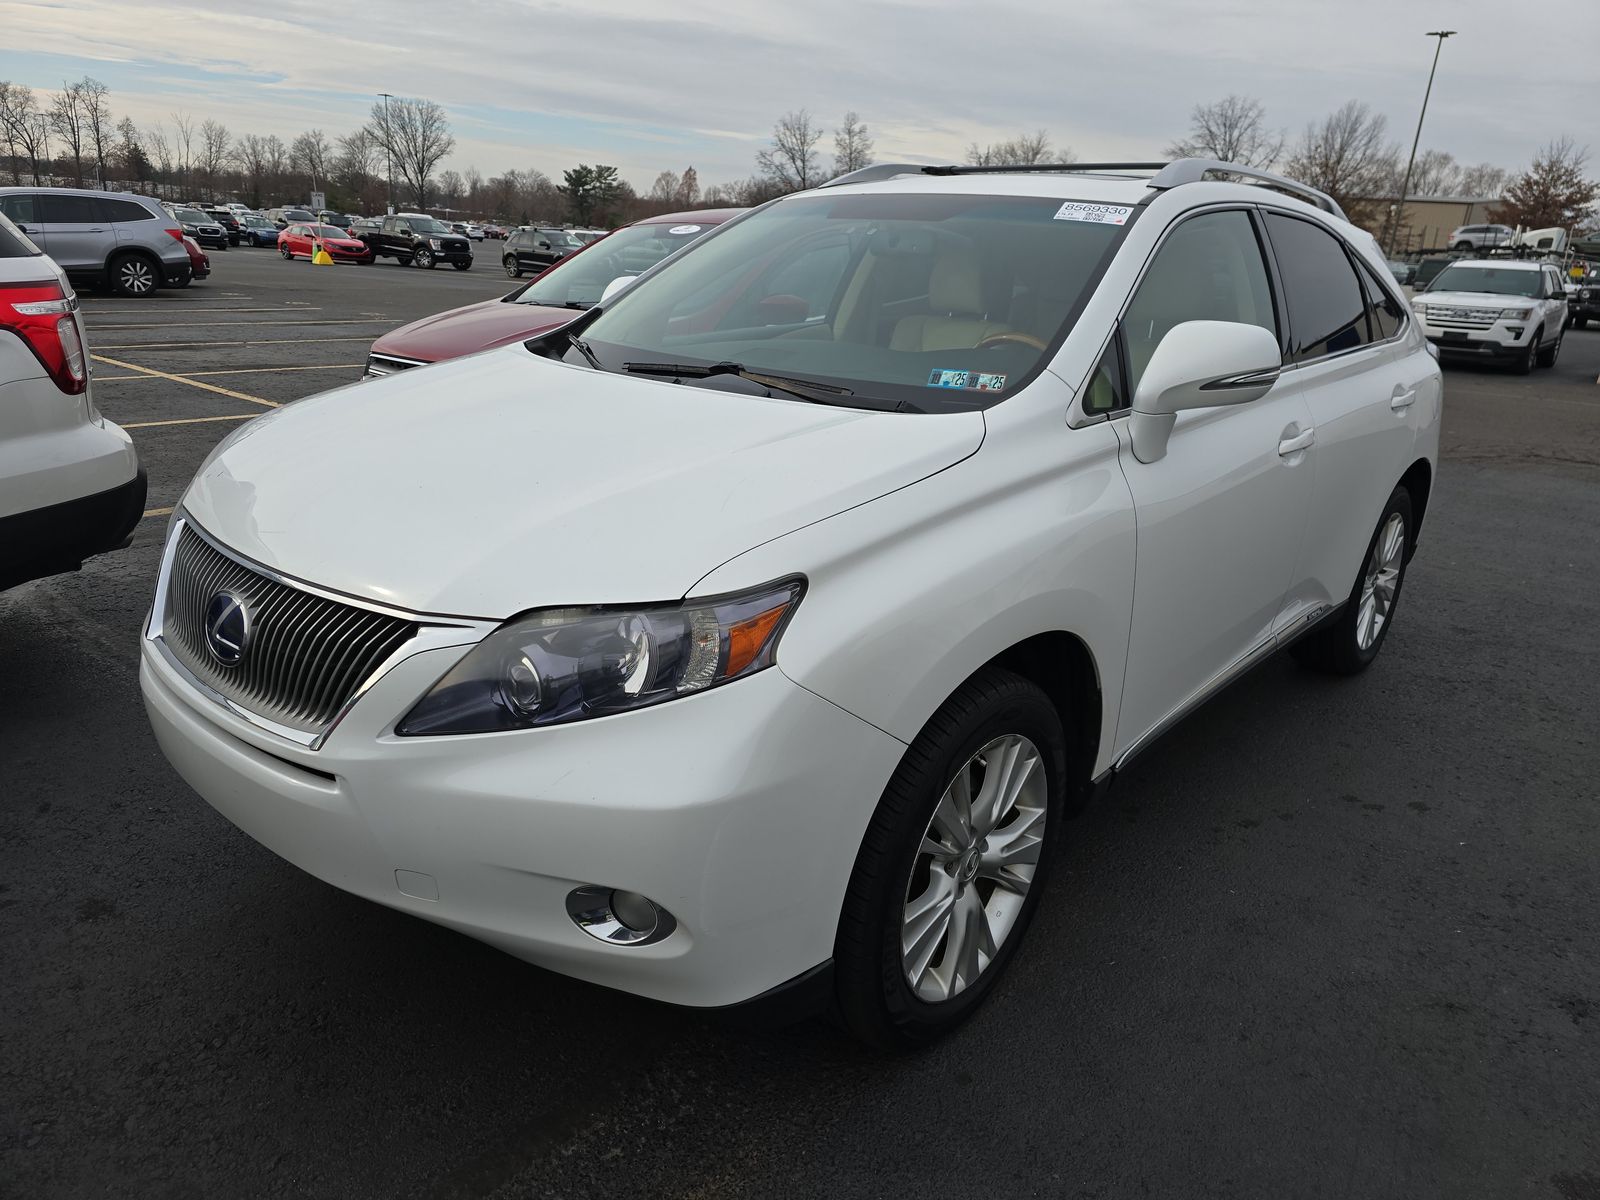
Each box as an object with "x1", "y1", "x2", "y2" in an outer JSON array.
[
  {"x1": 146, "y1": 516, "x2": 497, "y2": 750},
  {"x1": 364, "y1": 352, "x2": 427, "y2": 378},
  {"x1": 160, "y1": 523, "x2": 420, "y2": 735}
]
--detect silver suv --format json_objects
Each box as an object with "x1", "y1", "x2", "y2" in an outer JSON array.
[
  {"x1": 0, "y1": 186, "x2": 192, "y2": 297},
  {"x1": 1449, "y1": 223, "x2": 1512, "y2": 251}
]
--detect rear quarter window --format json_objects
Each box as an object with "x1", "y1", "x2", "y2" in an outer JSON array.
[{"x1": 103, "y1": 198, "x2": 155, "y2": 223}]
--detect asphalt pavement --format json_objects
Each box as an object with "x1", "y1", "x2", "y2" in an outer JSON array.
[{"x1": 2, "y1": 249, "x2": 1598, "y2": 1199}]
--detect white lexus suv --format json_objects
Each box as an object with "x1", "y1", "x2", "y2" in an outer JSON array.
[
  {"x1": 1412, "y1": 258, "x2": 1569, "y2": 373},
  {"x1": 141, "y1": 159, "x2": 1441, "y2": 1047}
]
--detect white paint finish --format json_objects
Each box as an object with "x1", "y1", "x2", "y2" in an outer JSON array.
[
  {"x1": 1111, "y1": 379, "x2": 1315, "y2": 758},
  {"x1": 180, "y1": 345, "x2": 985, "y2": 618}
]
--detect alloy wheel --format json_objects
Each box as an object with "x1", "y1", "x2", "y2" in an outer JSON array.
[
  {"x1": 901, "y1": 734, "x2": 1047, "y2": 1003},
  {"x1": 119, "y1": 259, "x2": 154, "y2": 294},
  {"x1": 1356, "y1": 513, "x2": 1405, "y2": 651}
]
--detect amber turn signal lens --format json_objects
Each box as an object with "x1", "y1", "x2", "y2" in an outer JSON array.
[{"x1": 724, "y1": 602, "x2": 792, "y2": 677}]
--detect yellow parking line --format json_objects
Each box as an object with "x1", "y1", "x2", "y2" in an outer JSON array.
[
  {"x1": 142, "y1": 506, "x2": 174, "y2": 519},
  {"x1": 97, "y1": 363, "x2": 361, "y2": 381},
  {"x1": 91, "y1": 354, "x2": 279, "y2": 408},
  {"x1": 124, "y1": 413, "x2": 260, "y2": 429}
]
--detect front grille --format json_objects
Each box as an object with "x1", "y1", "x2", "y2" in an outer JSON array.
[
  {"x1": 161, "y1": 523, "x2": 419, "y2": 735},
  {"x1": 1422, "y1": 305, "x2": 1497, "y2": 329},
  {"x1": 364, "y1": 353, "x2": 425, "y2": 378}
]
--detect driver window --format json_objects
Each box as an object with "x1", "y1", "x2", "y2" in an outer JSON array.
[{"x1": 1122, "y1": 210, "x2": 1278, "y2": 394}]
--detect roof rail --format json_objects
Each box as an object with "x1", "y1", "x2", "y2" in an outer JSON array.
[
  {"x1": 1150, "y1": 159, "x2": 1347, "y2": 221},
  {"x1": 819, "y1": 156, "x2": 1349, "y2": 221}
]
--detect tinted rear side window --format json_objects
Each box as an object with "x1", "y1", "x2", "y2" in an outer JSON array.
[
  {"x1": 38, "y1": 194, "x2": 106, "y2": 223},
  {"x1": 103, "y1": 198, "x2": 155, "y2": 222},
  {"x1": 0, "y1": 212, "x2": 43, "y2": 256},
  {"x1": 1265, "y1": 213, "x2": 1370, "y2": 362},
  {"x1": 0, "y1": 195, "x2": 37, "y2": 225}
]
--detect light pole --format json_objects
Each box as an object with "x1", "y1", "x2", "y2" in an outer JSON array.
[
  {"x1": 1387, "y1": 30, "x2": 1456, "y2": 256},
  {"x1": 379, "y1": 92, "x2": 394, "y2": 215}
]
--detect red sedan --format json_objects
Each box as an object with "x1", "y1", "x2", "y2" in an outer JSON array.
[
  {"x1": 279, "y1": 223, "x2": 374, "y2": 264},
  {"x1": 364, "y1": 208, "x2": 741, "y2": 376}
]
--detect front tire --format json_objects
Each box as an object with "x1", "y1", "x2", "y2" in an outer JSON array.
[
  {"x1": 1575, "y1": 316, "x2": 1589, "y2": 330},
  {"x1": 1512, "y1": 331, "x2": 1538, "y2": 375},
  {"x1": 1536, "y1": 328, "x2": 1562, "y2": 368},
  {"x1": 504, "y1": 256, "x2": 522, "y2": 278},
  {"x1": 453, "y1": 261, "x2": 471, "y2": 271},
  {"x1": 833, "y1": 668, "x2": 1067, "y2": 1049},
  {"x1": 1291, "y1": 486, "x2": 1413, "y2": 675},
  {"x1": 413, "y1": 247, "x2": 436, "y2": 269}
]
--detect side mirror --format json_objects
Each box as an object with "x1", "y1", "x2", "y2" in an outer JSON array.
[
  {"x1": 1128, "y1": 320, "x2": 1282, "y2": 464},
  {"x1": 600, "y1": 275, "x2": 638, "y2": 304}
]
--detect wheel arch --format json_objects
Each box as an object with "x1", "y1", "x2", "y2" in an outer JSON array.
[{"x1": 1398, "y1": 457, "x2": 1432, "y2": 555}]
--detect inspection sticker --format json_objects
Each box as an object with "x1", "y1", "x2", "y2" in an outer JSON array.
[
  {"x1": 667, "y1": 224, "x2": 702, "y2": 235},
  {"x1": 1053, "y1": 201, "x2": 1133, "y2": 225},
  {"x1": 928, "y1": 369, "x2": 1006, "y2": 391}
]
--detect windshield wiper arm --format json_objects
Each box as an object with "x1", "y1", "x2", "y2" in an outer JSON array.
[
  {"x1": 621, "y1": 360, "x2": 855, "y2": 405},
  {"x1": 567, "y1": 334, "x2": 602, "y2": 370}
]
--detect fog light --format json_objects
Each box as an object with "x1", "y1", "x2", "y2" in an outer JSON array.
[{"x1": 565, "y1": 885, "x2": 677, "y2": 946}]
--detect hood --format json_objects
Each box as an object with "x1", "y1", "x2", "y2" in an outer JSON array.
[
  {"x1": 1418, "y1": 289, "x2": 1536, "y2": 307},
  {"x1": 371, "y1": 297, "x2": 575, "y2": 362},
  {"x1": 181, "y1": 346, "x2": 985, "y2": 619}
]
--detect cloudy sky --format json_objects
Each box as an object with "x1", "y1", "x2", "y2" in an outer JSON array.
[{"x1": 3, "y1": 0, "x2": 1597, "y2": 191}]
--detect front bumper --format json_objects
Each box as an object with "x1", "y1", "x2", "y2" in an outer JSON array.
[
  {"x1": 141, "y1": 629, "x2": 905, "y2": 1009},
  {"x1": 1417, "y1": 318, "x2": 1533, "y2": 358}
]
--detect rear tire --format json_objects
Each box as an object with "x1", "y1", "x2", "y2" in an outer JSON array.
[
  {"x1": 281, "y1": 245, "x2": 292, "y2": 260},
  {"x1": 504, "y1": 256, "x2": 522, "y2": 278},
  {"x1": 1290, "y1": 486, "x2": 1413, "y2": 676},
  {"x1": 833, "y1": 667, "x2": 1067, "y2": 1049},
  {"x1": 1454, "y1": 240, "x2": 1472, "y2": 251},
  {"x1": 109, "y1": 252, "x2": 160, "y2": 297}
]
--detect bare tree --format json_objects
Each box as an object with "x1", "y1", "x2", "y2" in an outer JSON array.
[
  {"x1": 368, "y1": 96, "x2": 454, "y2": 209},
  {"x1": 79, "y1": 77, "x2": 113, "y2": 187},
  {"x1": 1283, "y1": 101, "x2": 1397, "y2": 225},
  {"x1": 1165, "y1": 95, "x2": 1283, "y2": 169},
  {"x1": 1492, "y1": 138, "x2": 1598, "y2": 230},
  {"x1": 1458, "y1": 162, "x2": 1510, "y2": 198},
  {"x1": 290, "y1": 128, "x2": 330, "y2": 198},
  {"x1": 170, "y1": 111, "x2": 195, "y2": 195},
  {"x1": 674, "y1": 165, "x2": 700, "y2": 208},
  {"x1": 1402, "y1": 148, "x2": 1462, "y2": 197},
  {"x1": 0, "y1": 82, "x2": 48, "y2": 184},
  {"x1": 966, "y1": 130, "x2": 1060, "y2": 167},
  {"x1": 648, "y1": 169, "x2": 681, "y2": 203},
  {"x1": 833, "y1": 111, "x2": 874, "y2": 175},
  {"x1": 436, "y1": 168, "x2": 464, "y2": 210},
  {"x1": 335, "y1": 129, "x2": 382, "y2": 211},
  {"x1": 144, "y1": 122, "x2": 173, "y2": 184},
  {"x1": 198, "y1": 120, "x2": 231, "y2": 200},
  {"x1": 756, "y1": 109, "x2": 822, "y2": 192},
  {"x1": 115, "y1": 116, "x2": 150, "y2": 189},
  {"x1": 233, "y1": 134, "x2": 270, "y2": 208},
  {"x1": 51, "y1": 81, "x2": 88, "y2": 187}
]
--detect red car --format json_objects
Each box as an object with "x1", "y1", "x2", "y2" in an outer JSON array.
[
  {"x1": 178, "y1": 234, "x2": 209, "y2": 285},
  {"x1": 364, "y1": 208, "x2": 742, "y2": 377},
  {"x1": 279, "y1": 222, "x2": 374, "y2": 264}
]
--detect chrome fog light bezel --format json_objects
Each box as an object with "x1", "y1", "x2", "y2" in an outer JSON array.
[{"x1": 565, "y1": 885, "x2": 677, "y2": 946}]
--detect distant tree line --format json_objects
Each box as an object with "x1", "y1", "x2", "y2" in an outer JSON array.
[{"x1": 1, "y1": 79, "x2": 1592, "y2": 238}]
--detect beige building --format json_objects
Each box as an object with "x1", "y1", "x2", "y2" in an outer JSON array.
[{"x1": 1351, "y1": 195, "x2": 1503, "y2": 254}]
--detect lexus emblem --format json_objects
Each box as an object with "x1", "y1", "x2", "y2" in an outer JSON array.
[{"x1": 203, "y1": 591, "x2": 252, "y2": 667}]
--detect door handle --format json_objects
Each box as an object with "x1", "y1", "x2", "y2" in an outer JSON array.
[
  {"x1": 1278, "y1": 428, "x2": 1315, "y2": 456},
  {"x1": 1390, "y1": 387, "x2": 1417, "y2": 410}
]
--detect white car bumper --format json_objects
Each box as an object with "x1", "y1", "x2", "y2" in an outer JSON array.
[
  {"x1": 140, "y1": 630, "x2": 906, "y2": 1009},
  {"x1": 1414, "y1": 313, "x2": 1537, "y2": 359}
]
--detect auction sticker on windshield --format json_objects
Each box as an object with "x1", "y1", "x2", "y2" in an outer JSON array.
[
  {"x1": 1054, "y1": 202, "x2": 1133, "y2": 225},
  {"x1": 928, "y1": 369, "x2": 1006, "y2": 391}
]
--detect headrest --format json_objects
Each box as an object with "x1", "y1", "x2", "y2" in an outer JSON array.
[{"x1": 929, "y1": 239, "x2": 985, "y2": 316}]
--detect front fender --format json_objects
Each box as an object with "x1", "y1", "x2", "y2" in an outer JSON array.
[{"x1": 691, "y1": 395, "x2": 1135, "y2": 778}]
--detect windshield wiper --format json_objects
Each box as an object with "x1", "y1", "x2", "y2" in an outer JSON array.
[
  {"x1": 567, "y1": 334, "x2": 602, "y2": 370},
  {"x1": 621, "y1": 360, "x2": 859, "y2": 406}
]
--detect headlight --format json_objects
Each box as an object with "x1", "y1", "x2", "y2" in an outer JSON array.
[
  {"x1": 428, "y1": 237, "x2": 444, "y2": 249},
  {"x1": 397, "y1": 578, "x2": 804, "y2": 735},
  {"x1": 182, "y1": 224, "x2": 196, "y2": 233},
  {"x1": 1500, "y1": 308, "x2": 1533, "y2": 320}
]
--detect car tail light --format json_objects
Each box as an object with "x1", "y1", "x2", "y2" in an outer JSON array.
[
  {"x1": 1, "y1": 280, "x2": 89, "y2": 395},
  {"x1": 164, "y1": 226, "x2": 185, "y2": 242}
]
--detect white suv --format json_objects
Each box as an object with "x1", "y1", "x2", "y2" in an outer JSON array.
[
  {"x1": 140, "y1": 159, "x2": 1440, "y2": 1046},
  {"x1": 1412, "y1": 259, "x2": 1569, "y2": 373},
  {"x1": 1, "y1": 214, "x2": 144, "y2": 591}
]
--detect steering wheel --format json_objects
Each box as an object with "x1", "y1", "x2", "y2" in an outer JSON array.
[{"x1": 976, "y1": 331, "x2": 1049, "y2": 352}]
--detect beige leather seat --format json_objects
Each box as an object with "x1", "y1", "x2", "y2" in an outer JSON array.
[{"x1": 890, "y1": 240, "x2": 1011, "y2": 352}]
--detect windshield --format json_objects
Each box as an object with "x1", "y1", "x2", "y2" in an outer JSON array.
[
  {"x1": 574, "y1": 192, "x2": 1131, "y2": 411},
  {"x1": 285, "y1": 210, "x2": 312, "y2": 220},
  {"x1": 311, "y1": 224, "x2": 349, "y2": 238},
  {"x1": 176, "y1": 209, "x2": 209, "y2": 222},
  {"x1": 1427, "y1": 265, "x2": 1541, "y2": 297},
  {"x1": 514, "y1": 221, "x2": 718, "y2": 308},
  {"x1": 409, "y1": 218, "x2": 451, "y2": 234}
]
